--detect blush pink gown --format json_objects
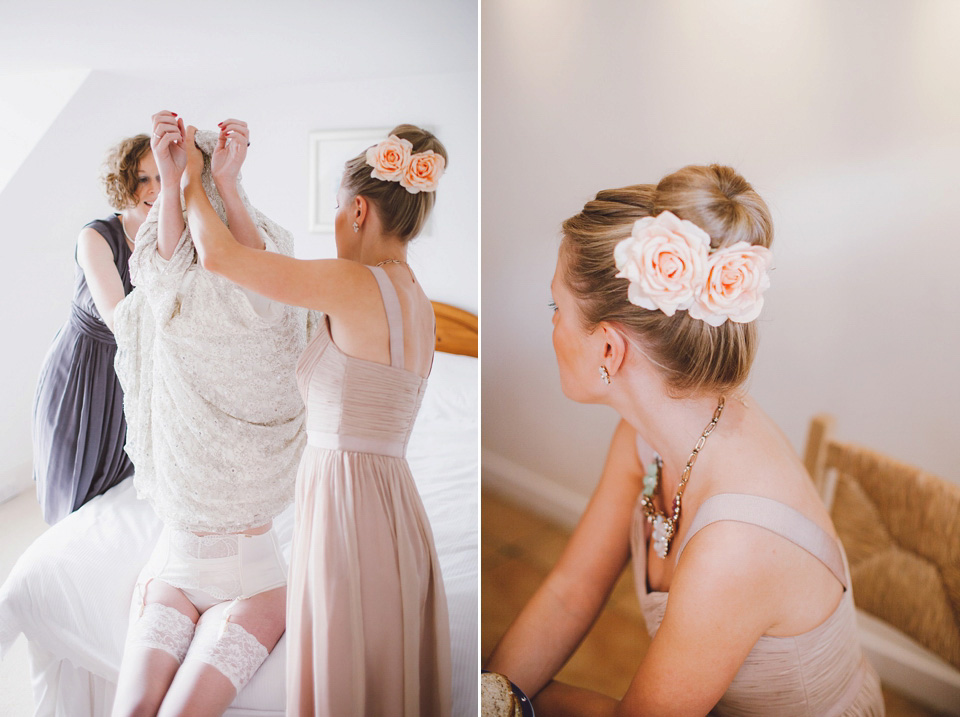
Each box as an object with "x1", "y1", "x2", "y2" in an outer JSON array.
[{"x1": 285, "y1": 265, "x2": 451, "y2": 717}]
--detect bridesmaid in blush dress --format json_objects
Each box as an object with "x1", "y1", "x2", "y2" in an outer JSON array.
[
  {"x1": 177, "y1": 121, "x2": 452, "y2": 716},
  {"x1": 485, "y1": 166, "x2": 883, "y2": 716}
]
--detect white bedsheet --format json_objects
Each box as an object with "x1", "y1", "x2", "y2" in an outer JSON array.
[{"x1": 0, "y1": 351, "x2": 478, "y2": 716}]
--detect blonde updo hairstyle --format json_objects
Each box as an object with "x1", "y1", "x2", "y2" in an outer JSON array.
[
  {"x1": 341, "y1": 124, "x2": 448, "y2": 243},
  {"x1": 100, "y1": 134, "x2": 152, "y2": 211},
  {"x1": 560, "y1": 165, "x2": 773, "y2": 396}
]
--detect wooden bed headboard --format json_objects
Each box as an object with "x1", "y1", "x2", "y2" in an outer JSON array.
[{"x1": 432, "y1": 301, "x2": 478, "y2": 358}]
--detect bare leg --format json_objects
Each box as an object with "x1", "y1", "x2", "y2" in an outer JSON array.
[
  {"x1": 158, "y1": 586, "x2": 287, "y2": 717},
  {"x1": 112, "y1": 580, "x2": 200, "y2": 717}
]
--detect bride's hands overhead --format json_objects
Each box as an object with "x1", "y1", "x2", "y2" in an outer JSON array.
[
  {"x1": 150, "y1": 110, "x2": 187, "y2": 185},
  {"x1": 211, "y1": 119, "x2": 250, "y2": 188}
]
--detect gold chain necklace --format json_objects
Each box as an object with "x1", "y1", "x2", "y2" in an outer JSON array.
[{"x1": 641, "y1": 396, "x2": 725, "y2": 559}]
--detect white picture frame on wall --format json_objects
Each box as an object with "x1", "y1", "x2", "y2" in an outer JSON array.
[{"x1": 308, "y1": 128, "x2": 389, "y2": 234}]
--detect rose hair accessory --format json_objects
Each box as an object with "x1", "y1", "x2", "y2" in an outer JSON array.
[
  {"x1": 613, "y1": 211, "x2": 772, "y2": 327},
  {"x1": 365, "y1": 135, "x2": 445, "y2": 194}
]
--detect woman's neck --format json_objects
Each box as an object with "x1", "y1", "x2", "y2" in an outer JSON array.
[
  {"x1": 609, "y1": 374, "x2": 742, "y2": 497},
  {"x1": 118, "y1": 211, "x2": 144, "y2": 247},
  {"x1": 357, "y1": 236, "x2": 408, "y2": 266}
]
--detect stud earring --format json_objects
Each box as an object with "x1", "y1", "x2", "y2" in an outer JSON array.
[
  {"x1": 352, "y1": 221, "x2": 360, "y2": 233},
  {"x1": 599, "y1": 365, "x2": 611, "y2": 385}
]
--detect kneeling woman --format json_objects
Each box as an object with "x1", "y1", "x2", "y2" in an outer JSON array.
[{"x1": 485, "y1": 165, "x2": 883, "y2": 716}]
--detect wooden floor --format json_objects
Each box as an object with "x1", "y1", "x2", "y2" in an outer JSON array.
[{"x1": 481, "y1": 490, "x2": 946, "y2": 716}]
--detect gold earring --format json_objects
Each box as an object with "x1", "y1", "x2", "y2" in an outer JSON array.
[
  {"x1": 352, "y1": 221, "x2": 360, "y2": 233},
  {"x1": 599, "y1": 366, "x2": 611, "y2": 385}
]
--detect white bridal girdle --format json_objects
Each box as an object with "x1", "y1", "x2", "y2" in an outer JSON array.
[{"x1": 114, "y1": 130, "x2": 314, "y2": 533}]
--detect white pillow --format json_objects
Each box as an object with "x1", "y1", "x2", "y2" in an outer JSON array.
[{"x1": 417, "y1": 351, "x2": 478, "y2": 426}]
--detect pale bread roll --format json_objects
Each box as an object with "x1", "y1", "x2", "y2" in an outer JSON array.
[{"x1": 481, "y1": 672, "x2": 523, "y2": 717}]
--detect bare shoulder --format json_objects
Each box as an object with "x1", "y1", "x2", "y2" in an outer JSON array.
[
  {"x1": 77, "y1": 225, "x2": 111, "y2": 249},
  {"x1": 670, "y1": 519, "x2": 785, "y2": 631},
  {"x1": 76, "y1": 226, "x2": 117, "y2": 267},
  {"x1": 710, "y1": 399, "x2": 839, "y2": 540}
]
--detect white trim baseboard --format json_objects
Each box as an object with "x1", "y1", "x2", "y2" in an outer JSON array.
[
  {"x1": 0, "y1": 462, "x2": 33, "y2": 506},
  {"x1": 857, "y1": 610, "x2": 960, "y2": 715},
  {"x1": 481, "y1": 448, "x2": 588, "y2": 530}
]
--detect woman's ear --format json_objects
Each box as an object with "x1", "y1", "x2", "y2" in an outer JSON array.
[
  {"x1": 354, "y1": 195, "x2": 368, "y2": 228},
  {"x1": 599, "y1": 323, "x2": 626, "y2": 378}
]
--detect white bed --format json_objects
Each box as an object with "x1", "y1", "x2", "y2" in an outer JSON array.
[{"x1": 0, "y1": 345, "x2": 478, "y2": 717}]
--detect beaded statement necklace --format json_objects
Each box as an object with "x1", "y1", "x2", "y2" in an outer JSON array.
[{"x1": 641, "y1": 396, "x2": 725, "y2": 559}]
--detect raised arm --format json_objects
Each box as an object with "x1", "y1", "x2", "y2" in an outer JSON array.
[
  {"x1": 151, "y1": 111, "x2": 188, "y2": 260},
  {"x1": 485, "y1": 419, "x2": 645, "y2": 700},
  {"x1": 180, "y1": 125, "x2": 372, "y2": 316},
  {"x1": 76, "y1": 228, "x2": 127, "y2": 331},
  {"x1": 210, "y1": 119, "x2": 265, "y2": 250}
]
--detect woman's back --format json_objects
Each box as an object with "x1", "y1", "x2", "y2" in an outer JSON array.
[
  {"x1": 325, "y1": 262, "x2": 435, "y2": 379},
  {"x1": 297, "y1": 265, "x2": 431, "y2": 453}
]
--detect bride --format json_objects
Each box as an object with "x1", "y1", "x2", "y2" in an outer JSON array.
[{"x1": 110, "y1": 112, "x2": 307, "y2": 716}]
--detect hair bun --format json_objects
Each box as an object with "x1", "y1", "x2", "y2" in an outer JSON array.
[{"x1": 654, "y1": 164, "x2": 772, "y2": 251}]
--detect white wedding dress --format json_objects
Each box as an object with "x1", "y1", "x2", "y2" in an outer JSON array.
[{"x1": 114, "y1": 129, "x2": 313, "y2": 532}]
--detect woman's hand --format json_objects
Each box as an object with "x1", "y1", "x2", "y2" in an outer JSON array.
[
  {"x1": 211, "y1": 118, "x2": 249, "y2": 189},
  {"x1": 150, "y1": 111, "x2": 186, "y2": 185}
]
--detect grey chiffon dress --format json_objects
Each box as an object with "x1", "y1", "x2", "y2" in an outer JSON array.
[{"x1": 32, "y1": 215, "x2": 134, "y2": 524}]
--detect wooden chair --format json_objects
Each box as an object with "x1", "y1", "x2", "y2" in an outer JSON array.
[{"x1": 804, "y1": 415, "x2": 960, "y2": 713}]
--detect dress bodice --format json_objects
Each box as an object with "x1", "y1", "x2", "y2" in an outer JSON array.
[
  {"x1": 70, "y1": 215, "x2": 133, "y2": 343},
  {"x1": 629, "y1": 489, "x2": 883, "y2": 716},
  {"x1": 296, "y1": 266, "x2": 428, "y2": 459}
]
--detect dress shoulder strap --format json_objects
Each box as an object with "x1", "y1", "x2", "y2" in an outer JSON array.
[
  {"x1": 675, "y1": 493, "x2": 847, "y2": 590},
  {"x1": 368, "y1": 265, "x2": 404, "y2": 370},
  {"x1": 83, "y1": 216, "x2": 123, "y2": 262}
]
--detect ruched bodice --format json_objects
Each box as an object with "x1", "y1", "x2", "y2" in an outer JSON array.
[
  {"x1": 296, "y1": 318, "x2": 427, "y2": 459},
  {"x1": 70, "y1": 216, "x2": 133, "y2": 342},
  {"x1": 630, "y1": 490, "x2": 884, "y2": 716}
]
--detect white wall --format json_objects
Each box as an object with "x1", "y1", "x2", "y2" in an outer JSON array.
[
  {"x1": 213, "y1": 72, "x2": 478, "y2": 311},
  {"x1": 482, "y1": 0, "x2": 960, "y2": 512},
  {"x1": 1, "y1": 68, "x2": 476, "y2": 501}
]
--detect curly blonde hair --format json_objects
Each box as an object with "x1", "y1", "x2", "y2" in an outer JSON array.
[
  {"x1": 99, "y1": 134, "x2": 152, "y2": 210},
  {"x1": 341, "y1": 124, "x2": 448, "y2": 242},
  {"x1": 561, "y1": 165, "x2": 773, "y2": 396}
]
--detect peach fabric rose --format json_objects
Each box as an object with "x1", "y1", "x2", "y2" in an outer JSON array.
[
  {"x1": 613, "y1": 211, "x2": 710, "y2": 316},
  {"x1": 689, "y1": 242, "x2": 773, "y2": 326},
  {"x1": 365, "y1": 135, "x2": 412, "y2": 182},
  {"x1": 400, "y1": 150, "x2": 446, "y2": 194}
]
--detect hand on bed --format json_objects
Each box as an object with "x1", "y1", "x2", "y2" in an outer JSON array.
[
  {"x1": 211, "y1": 118, "x2": 249, "y2": 190},
  {"x1": 151, "y1": 110, "x2": 187, "y2": 185}
]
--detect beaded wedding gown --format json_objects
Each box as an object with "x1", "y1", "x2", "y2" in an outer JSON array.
[{"x1": 113, "y1": 130, "x2": 309, "y2": 533}]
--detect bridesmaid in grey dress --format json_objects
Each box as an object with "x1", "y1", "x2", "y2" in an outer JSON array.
[{"x1": 32, "y1": 134, "x2": 159, "y2": 524}]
